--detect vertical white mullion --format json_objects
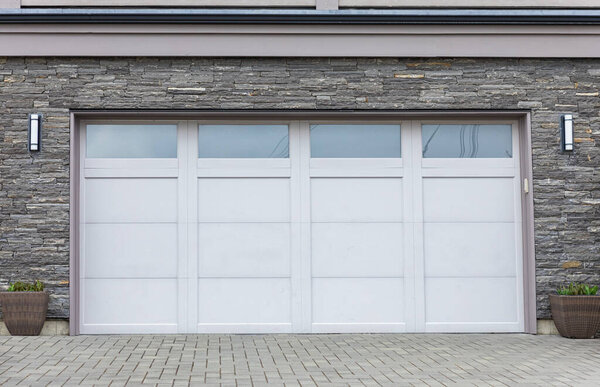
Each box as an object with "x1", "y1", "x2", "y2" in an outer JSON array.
[
  {"x1": 174, "y1": 121, "x2": 187, "y2": 333},
  {"x1": 298, "y1": 120, "x2": 313, "y2": 332},
  {"x1": 78, "y1": 123, "x2": 87, "y2": 332},
  {"x1": 176, "y1": 120, "x2": 189, "y2": 333},
  {"x1": 401, "y1": 120, "x2": 416, "y2": 332},
  {"x1": 411, "y1": 120, "x2": 426, "y2": 332},
  {"x1": 289, "y1": 121, "x2": 303, "y2": 332},
  {"x1": 187, "y1": 121, "x2": 200, "y2": 333}
]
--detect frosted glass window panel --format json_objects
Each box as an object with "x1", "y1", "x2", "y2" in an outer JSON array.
[
  {"x1": 199, "y1": 125, "x2": 289, "y2": 158},
  {"x1": 87, "y1": 124, "x2": 177, "y2": 158},
  {"x1": 310, "y1": 124, "x2": 401, "y2": 158},
  {"x1": 422, "y1": 124, "x2": 513, "y2": 158}
]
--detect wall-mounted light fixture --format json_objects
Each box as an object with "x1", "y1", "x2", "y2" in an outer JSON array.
[
  {"x1": 29, "y1": 113, "x2": 41, "y2": 151},
  {"x1": 561, "y1": 114, "x2": 574, "y2": 152}
]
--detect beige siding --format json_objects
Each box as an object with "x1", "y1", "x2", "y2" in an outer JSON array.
[
  {"x1": 18, "y1": 0, "x2": 600, "y2": 8},
  {"x1": 20, "y1": 0, "x2": 315, "y2": 7},
  {"x1": 2, "y1": 24, "x2": 600, "y2": 57},
  {"x1": 339, "y1": 0, "x2": 600, "y2": 7}
]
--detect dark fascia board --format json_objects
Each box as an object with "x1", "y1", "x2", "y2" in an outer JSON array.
[{"x1": 3, "y1": 8, "x2": 600, "y2": 24}]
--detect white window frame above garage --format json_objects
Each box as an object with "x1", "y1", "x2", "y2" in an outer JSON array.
[
  {"x1": 308, "y1": 119, "x2": 405, "y2": 177},
  {"x1": 81, "y1": 119, "x2": 183, "y2": 173},
  {"x1": 420, "y1": 119, "x2": 520, "y2": 172},
  {"x1": 196, "y1": 119, "x2": 294, "y2": 177},
  {"x1": 69, "y1": 110, "x2": 536, "y2": 335}
]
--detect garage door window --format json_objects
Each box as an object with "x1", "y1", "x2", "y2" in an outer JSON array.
[
  {"x1": 422, "y1": 124, "x2": 512, "y2": 158},
  {"x1": 86, "y1": 124, "x2": 178, "y2": 158},
  {"x1": 310, "y1": 124, "x2": 401, "y2": 158},
  {"x1": 198, "y1": 124, "x2": 289, "y2": 158}
]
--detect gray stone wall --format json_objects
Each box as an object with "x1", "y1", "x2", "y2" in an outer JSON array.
[{"x1": 0, "y1": 57, "x2": 599, "y2": 319}]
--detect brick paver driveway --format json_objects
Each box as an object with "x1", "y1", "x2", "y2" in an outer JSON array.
[{"x1": 0, "y1": 334, "x2": 599, "y2": 386}]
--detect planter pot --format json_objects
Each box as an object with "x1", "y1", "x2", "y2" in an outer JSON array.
[
  {"x1": 550, "y1": 294, "x2": 600, "y2": 339},
  {"x1": 0, "y1": 292, "x2": 49, "y2": 336}
]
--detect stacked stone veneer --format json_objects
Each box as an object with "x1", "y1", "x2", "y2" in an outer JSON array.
[{"x1": 0, "y1": 57, "x2": 599, "y2": 319}]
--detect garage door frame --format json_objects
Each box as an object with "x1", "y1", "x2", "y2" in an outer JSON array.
[{"x1": 69, "y1": 110, "x2": 536, "y2": 335}]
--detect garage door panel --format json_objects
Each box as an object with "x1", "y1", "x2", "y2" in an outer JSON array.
[
  {"x1": 424, "y1": 223, "x2": 517, "y2": 278},
  {"x1": 84, "y1": 223, "x2": 178, "y2": 278},
  {"x1": 197, "y1": 278, "x2": 291, "y2": 325},
  {"x1": 423, "y1": 177, "x2": 515, "y2": 222},
  {"x1": 312, "y1": 278, "x2": 404, "y2": 324},
  {"x1": 198, "y1": 178, "x2": 290, "y2": 222},
  {"x1": 85, "y1": 178, "x2": 178, "y2": 223},
  {"x1": 312, "y1": 223, "x2": 403, "y2": 277},
  {"x1": 198, "y1": 223, "x2": 291, "y2": 277},
  {"x1": 83, "y1": 279, "x2": 178, "y2": 325},
  {"x1": 425, "y1": 277, "x2": 518, "y2": 324},
  {"x1": 80, "y1": 119, "x2": 524, "y2": 335},
  {"x1": 311, "y1": 178, "x2": 403, "y2": 222}
]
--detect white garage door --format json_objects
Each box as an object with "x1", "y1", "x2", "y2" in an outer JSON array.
[{"x1": 79, "y1": 119, "x2": 524, "y2": 334}]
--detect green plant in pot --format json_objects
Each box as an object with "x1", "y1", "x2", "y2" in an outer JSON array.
[
  {"x1": 550, "y1": 282, "x2": 600, "y2": 339},
  {"x1": 0, "y1": 281, "x2": 48, "y2": 336}
]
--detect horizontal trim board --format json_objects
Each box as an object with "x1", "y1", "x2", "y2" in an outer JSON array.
[
  {"x1": 6, "y1": 9, "x2": 600, "y2": 24},
  {"x1": 3, "y1": 24, "x2": 600, "y2": 57},
  {"x1": 84, "y1": 169, "x2": 179, "y2": 178},
  {"x1": 424, "y1": 322, "x2": 522, "y2": 333},
  {"x1": 420, "y1": 170, "x2": 516, "y2": 177},
  {"x1": 340, "y1": 0, "x2": 600, "y2": 7},
  {"x1": 309, "y1": 169, "x2": 404, "y2": 177},
  {"x1": 73, "y1": 110, "x2": 529, "y2": 120},
  {"x1": 79, "y1": 323, "x2": 178, "y2": 334},
  {"x1": 5, "y1": 24, "x2": 600, "y2": 34},
  {"x1": 196, "y1": 323, "x2": 292, "y2": 334},
  {"x1": 82, "y1": 277, "x2": 178, "y2": 279},
  {"x1": 197, "y1": 158, "x2": 291, "y2": 168},
  {"x1": 84, "y1": 221, "x2": 178, "y2": 224},
  {"x1": 19, "y1": 0, "x2": 600, "y2": 7},
  {"x1": 311, "y1": 323, "x2": 407, "y2": 333},
  {"x1": 84, "y1": 158, "x2": 179, "y2": 169},
  {"x1": 22, "y1": 0, "x2": 315, "y2": 6},
  {"x1": 196, "y1": 170, "x2": 291, "y2": 177}
]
